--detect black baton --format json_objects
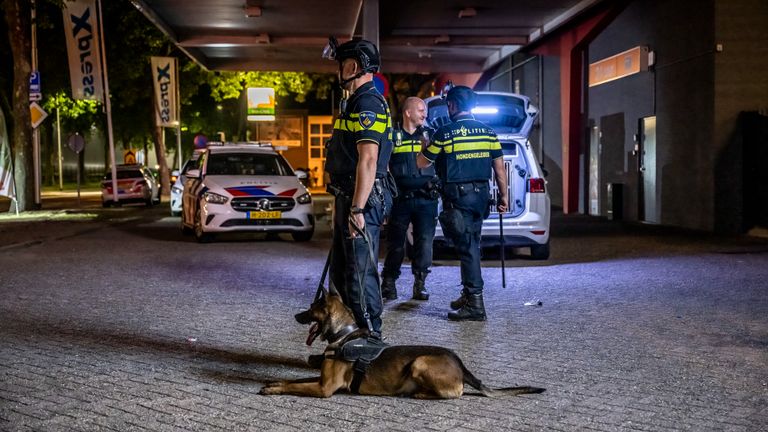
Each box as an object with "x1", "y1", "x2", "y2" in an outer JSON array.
[{"x1": 499, "y1": 205, "x2": 506, "y2": 288}]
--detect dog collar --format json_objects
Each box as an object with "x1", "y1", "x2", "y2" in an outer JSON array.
[{"x1": 328, "y1": 324, "x2": 358, "y2": 344}]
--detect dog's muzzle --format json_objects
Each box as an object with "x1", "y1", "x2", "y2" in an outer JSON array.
[{"x1": 295, "y1": 310, "x2": 313, "y2": 324}]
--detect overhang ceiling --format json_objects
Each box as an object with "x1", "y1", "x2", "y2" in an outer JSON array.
[{"x1": 132, "y1": 0, "x2": 604, "y2": 74}]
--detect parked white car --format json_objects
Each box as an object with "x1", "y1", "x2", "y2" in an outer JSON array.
[
  {"x1": 170, "y1": 150, "x2": 203, "y2": 216},
  {"x1": 100, "y1": 164, "x2": 160, "y2": 207},
  {"x1": 181, "y1": 142, "x2": 314, "y2": 243},
  {"x1": 423, "y1": 91, "x2": 551, "y2": 259}
]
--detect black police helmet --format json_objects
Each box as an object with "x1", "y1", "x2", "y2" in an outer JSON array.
[
  {"x1": 446, "y1": 86, "x2": 476, "y2": 112},
  {"x1": 335, "y1": 39, "x2": 381, "y2": 73}
]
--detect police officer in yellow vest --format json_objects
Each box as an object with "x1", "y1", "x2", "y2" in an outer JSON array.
[
  {"x1": 417, "y1": 86, "x2": 508, "y2": 321},
  {"x1": 381, "y1": 97, "x2": 438, "y2": 302},
  {"x1": 323, "y1": 38, "x2": 394, "y2": 337}
]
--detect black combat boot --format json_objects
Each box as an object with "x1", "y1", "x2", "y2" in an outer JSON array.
[
  {"x1": 447, "y1": 293, "x2": 486, "y2": 321},
  {"x1": 450, "y1": 288, "x2": 469, "y2": 310},
  {"x1": 381, "y1": 276, "x2": 397, "y2": 300},
  {"x1": 412, "y1": 272, "x2": 429, "y2": 301}
]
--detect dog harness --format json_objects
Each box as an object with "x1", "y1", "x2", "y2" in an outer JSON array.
[{"x1": 324, "y1": 336, "x2": 389, "y2": 394}]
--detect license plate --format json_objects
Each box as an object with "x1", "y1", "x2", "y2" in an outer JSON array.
[{"x1": 248, "y1": 211, "x2": 281, "y2": 219}]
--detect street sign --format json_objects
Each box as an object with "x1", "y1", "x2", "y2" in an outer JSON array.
[
  {"x1": 373, "y1": 73, "x2": 389, "y2": 97},
  {"x1": 67, "y1": 134, "x2": 85, "y2": 153},
  {"x1": 29, "y1": 71, "x2": 40, "y2": 92},
  {"x1": 29, "y1": 71, "x2": 42, "y2": 102},
  {"x1": 123, "y1": 149, "x2": 137, "y2": 164},
  {"x1": 30, "y1": 102, "x2": 48, "y2": 128}
]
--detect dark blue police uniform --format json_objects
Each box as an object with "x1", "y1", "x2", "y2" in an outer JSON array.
[
  {"x1": 325, "y1": 81, "x2": 393, "y2": 335},
  {"x1": 421, "y1": 114, "x2": 502, "y2": 303},
  {"x1": 381, "y1": 127, "x2": 438, "y2": 300}
]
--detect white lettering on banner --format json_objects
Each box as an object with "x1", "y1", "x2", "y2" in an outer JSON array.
[
  {"x1": 62, "y1": 0, "x2": 103, "y2": 100},
  {"x1": 151, "y1": 57, "x2": 178, "y2": 127}
]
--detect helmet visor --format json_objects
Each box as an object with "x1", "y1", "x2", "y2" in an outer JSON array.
[{"x1": 322, "y1": 36, "x2": 338, "y2": 60}]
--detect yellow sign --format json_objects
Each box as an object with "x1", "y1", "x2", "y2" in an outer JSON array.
[
  {"x1": 123, "y1": 149, "x2": 137, "y2": 164},
  {"x1": 589, "y1": 46, "x2": 648, "y2": 87},
  {"x1": 30, "y1": 102, "x2": 48, "y2": 128},
  {"x1": 246, "y1": 87, "x2": 276, "y2": 121}
]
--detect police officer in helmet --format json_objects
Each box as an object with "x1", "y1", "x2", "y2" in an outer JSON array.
[
  {"x1": 417, "y1": 86, "x2": 508, "y2": 321},
  {"x1": 381, "y1": 97, "x2": 438, "y2": 302},
  {"x1": 323, "y1": 37, "x2": 394, "y2": 337}
]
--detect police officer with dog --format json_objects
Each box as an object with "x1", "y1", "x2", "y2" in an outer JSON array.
[
  {"x1": 417, "y1": 86, "x2": 508, "y2": 321},
  {"x1": 322, "y1": 37, "x2": 394, "y2": 337},
  {"x1": 380, "y1": 97, "x2": 438, "y2": 302}
]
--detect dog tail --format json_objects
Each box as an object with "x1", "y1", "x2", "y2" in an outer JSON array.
[{"x1": 460, "y1": 361, "x2": 545, "y2": 397}]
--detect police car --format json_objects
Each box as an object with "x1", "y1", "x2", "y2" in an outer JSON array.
[
  {"x1": 169, "y1": 150, "x2": 203, "y2": 216},
  {"x1": 180, "y1": 142, "x2": 314, "y2": 243},
  {"x1": 424, "y1": 91, "x2": 551, "y2": 259},
  {"x1": 100, "y1": 164, "x2": 160, "y2": 207}
]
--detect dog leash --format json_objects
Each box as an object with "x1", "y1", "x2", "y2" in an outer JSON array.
[
  {"x1": 349, "y1": 215, "x2": 377, "y2": 334},
  {"x1": 314, "y1": 246, "x2": 334, "y2": 302}
]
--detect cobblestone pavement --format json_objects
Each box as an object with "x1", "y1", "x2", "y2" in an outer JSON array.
[{"x1": 1, "y1": 202, "x2": 767, "y2": 431}]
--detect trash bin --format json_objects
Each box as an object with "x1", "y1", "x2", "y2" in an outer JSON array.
[{"x1": 607, "y1": 183, "x2": 623, "y2": 220}]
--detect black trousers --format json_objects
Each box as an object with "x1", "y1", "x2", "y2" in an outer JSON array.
[{"x1": 329, "y1": 190, "x2": 391, "y2": 334}]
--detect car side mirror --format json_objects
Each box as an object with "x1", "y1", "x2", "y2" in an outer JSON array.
[
  {"x1": 171, "y1": 170, "x2": 180, "y2": 177},
  {"x1": 186, "y1": 169, "x2": 201, "y2": 179},
  {"x1": 295, "y1": 169, "x2": 308, "y2": 180}
]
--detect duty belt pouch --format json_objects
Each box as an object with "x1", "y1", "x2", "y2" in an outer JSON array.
[
  {"x1": 439, "y1": 207, "x2": 465, "y2": 240},
  {"x1": 385, "y1": 172, "x2": 399, "y2": 199},
  {"x1": 366, "y1": 180, "x2": 385, "y2": 208}
]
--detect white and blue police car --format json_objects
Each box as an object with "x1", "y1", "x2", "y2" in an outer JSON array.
[{"x1": 180, "y1": 142, "x2": 314, "y2": 243}]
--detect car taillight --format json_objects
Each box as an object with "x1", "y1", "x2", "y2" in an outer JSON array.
[{"x1": 528, "y1": 178, "x2": 545, "y2": 193}]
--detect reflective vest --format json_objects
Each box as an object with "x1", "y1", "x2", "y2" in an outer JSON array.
[
  {"x1": 389, "y1": 127, "x2": 436, "y2": 191},
  {"x1": 325, "y1": 81, "x2": 393, "y2": 189},
  {"x1": 421, "y1": 114, "x2": 503, "y2": 183}
]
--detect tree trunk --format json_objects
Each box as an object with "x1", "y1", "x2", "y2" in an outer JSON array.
[
  {"x1": 153, "y1": 125, "x2": 170, "y2": 197},
  {"x1": 3, "y1": 0, "x2": 34, "y2": 211}
]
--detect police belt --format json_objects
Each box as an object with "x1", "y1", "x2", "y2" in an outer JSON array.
[
  {"x1": 441, "y1": 180, "x2": 488, "y2": 209},
  {"x1": 327, "y1": 176, "x2": 387, "y2": 200}
]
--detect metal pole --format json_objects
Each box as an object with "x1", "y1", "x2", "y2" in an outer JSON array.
[
  {"x1": 499, "y1": 210, "x2": 506, "y2": 288},
  {"x1": 96, "y1": 0, "x2": 119, "y2": 204},
  {"x1": 31, "y1": 0, "x2": 41, "y2": 208},
  {"x1": 175, "y1": 58, "x2": 182, "y2": 170},
  {"x1": 76, "y1": 151, "x2": 81, "y2": 207},
  {"x1": 57, "y1": 108, "x2": 62, "y2": 190}
]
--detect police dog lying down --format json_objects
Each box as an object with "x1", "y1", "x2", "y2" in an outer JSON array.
[{"x1": 259, "y1": 289, "x2": 545, "y2": 399}]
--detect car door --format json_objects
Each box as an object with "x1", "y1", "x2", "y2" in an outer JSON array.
[{"x1": 182, "y1": 151, "x2": 207, "y2": 225}]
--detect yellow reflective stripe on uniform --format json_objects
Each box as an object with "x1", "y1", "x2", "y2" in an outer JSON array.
[
  {"x1": 334, "y1": 118, "x2": 387, "y2": 133},
  {"x1": 393, "y1": 144, "x2": 422, "y2": 154},
  {"x1": 452, "y1": 135, "x2": 496, "y2": 141},
  {"x1": 444, "y1": 140, "x2": 500, "y2": 154}
]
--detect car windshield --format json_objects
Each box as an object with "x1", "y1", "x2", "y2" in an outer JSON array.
[
  {"x1": 205, "y1": 153, "x2": 293, "y2": 176},
  {"x1": 427, "y1": 94, "x2": 528, "y2": 134},
  {"x1": 104, "y1": 170, "x2": 143, "y2": 180}
]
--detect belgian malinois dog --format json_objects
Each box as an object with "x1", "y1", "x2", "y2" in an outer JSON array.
[{"x1": 259, "y1": 289, "x2": 545, "y2": 399}]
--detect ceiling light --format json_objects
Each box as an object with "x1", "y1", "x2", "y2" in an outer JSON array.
[
  {"x1": 244, "y1": 5, "x2": 262, "y2": 17},
  {"x1": 458, "y1": 7, "x2": 476, "y2": 18}
]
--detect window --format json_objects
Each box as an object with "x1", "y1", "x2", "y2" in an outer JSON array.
[{"x1": 205, "y1": 153, "x2": 292, "y2": 176}]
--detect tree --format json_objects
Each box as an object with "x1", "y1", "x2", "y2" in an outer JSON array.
[{"x1": 2, "y1": 0, "x2": 34, "y2": 211}]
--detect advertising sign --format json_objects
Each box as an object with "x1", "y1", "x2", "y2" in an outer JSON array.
[
  {"x1": 247, "y1": 87, "x2": 276, "y2": 121},
  {"x1": 62, "y1": 0, "x2": 104, "y2": 101},
  {"x1": 150, "y1": 56, "x2": 178, "y2": 127}
]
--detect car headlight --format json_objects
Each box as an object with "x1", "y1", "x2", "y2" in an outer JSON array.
[
  {"x1": 296, "y1": 192, "x2": 312, "y2": 204},
  {"x1": 171, "y1": 186, "x2": 183, "y2": 194},
  {"x1": 203, "y1": 191, "x2": 229, "y2": 204}
]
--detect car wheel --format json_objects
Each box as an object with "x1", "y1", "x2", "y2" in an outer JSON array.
[
  {"x1": 530, "y1": 240, "x2": 550, "y2": 260},
  {"x1": 194, "y1": 204, "x2": 214, "y2": 243},
  {"x1": 145, "y1": 192, "x2": 154, "y2": 207},
  {"x1": 291, "y1": 226, "x2": 314, "y2": 242}
]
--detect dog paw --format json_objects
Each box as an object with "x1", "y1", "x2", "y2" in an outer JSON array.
[{"x1": 259, "y1": 385, "x2": 281, "y2": 395}]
